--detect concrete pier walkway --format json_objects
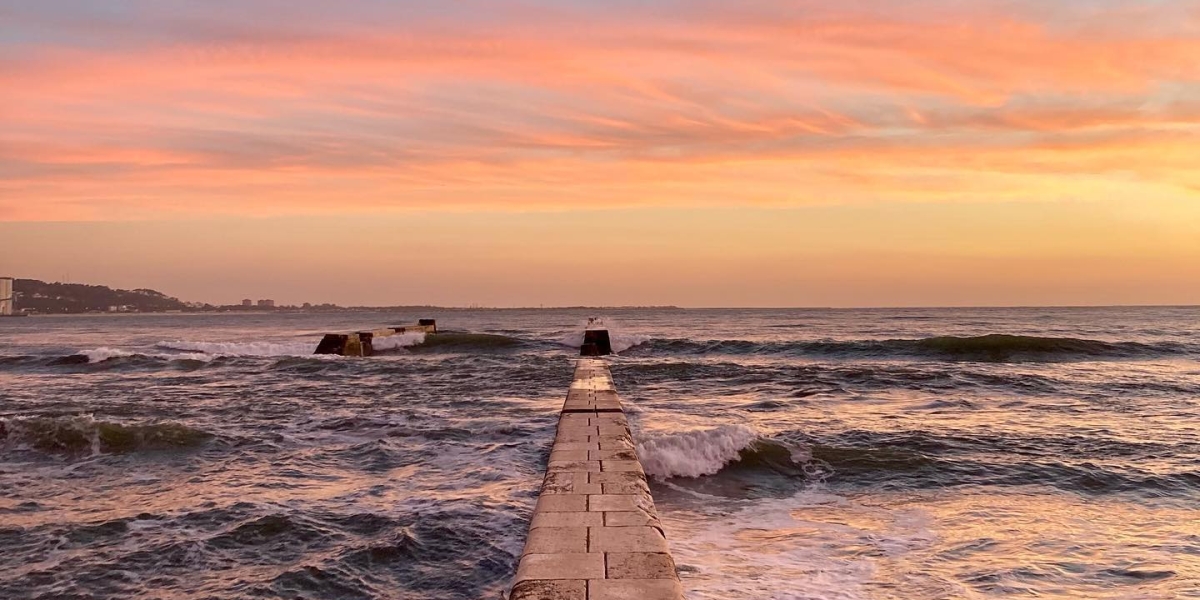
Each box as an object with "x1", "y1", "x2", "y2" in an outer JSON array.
[{"x1": 511, "y1": 358, "x2": 683, "y2": 600}]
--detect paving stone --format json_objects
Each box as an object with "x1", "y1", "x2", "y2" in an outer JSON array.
[
  {"x1": 604, "y1": 511, "x2": 661, "y2": 528},
  {"x1": 589, "y1": 526, "x2": 669, "y2": 553},
  {"x1": 606, "y1": 552, "x2": 677, "y2": 579},
  {"x1": 555, "y1": 432, "x2": 593, "y2": 442},
  {"x1": 589, "y1": 579, "x2": 683, "y2": 600},
  {"x1": 557, "y1": 425, "x2": 600, "y2": 436},
  {"x1": 531, "y1": 511, "x2": 604, "y2": 529},
  {"x1": 599, "y1": 439, "x2": 635, "y2": 451},
  {"x1": 541, "y1": 471, "x2": 585, "y2": 494},
  {"x1": 549, "y1": 449, "x2": 590, "y2": 462},
  {"x1": 588, "y1": 494, "x2": 644, "y2": 513},
  {"x1": 509, "y1": 579, "x2": 587, "y2": 600},
  {"x1": 595, "y1": 424, "x2": 630, "y2": 436},
  {"x1": 596, "y1": 435, "x2": 634, "y2": 446},
  {"x1": 589, "y1": 449, "x2": 638, "y2": 461},
  {"x1": 548, "y1": 460, "x2": 601, "y2": 473},
  {"x1": 522, "y1": 527, "x2": 587, "y2": 555},
  {"x1": 553, "y1": 442, "x2": 599, "y2": 451},
  {"x1": 590, "y1": 472, "x2": 647, "y2": 485},
  {"x1": 601, "y1": 479, "x2": 650, "y2": 495},
  {"x1": 515, "y1": 553, "x2": 605, "y2": 581},
  {"x1": 535, "y1": 494, "x2": 587, "y2": 513},
  {"x1": 601, "y1": 460, "x2": 644, "y2": 473}
]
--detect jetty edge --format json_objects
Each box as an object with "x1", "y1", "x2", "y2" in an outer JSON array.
[
  {"x1": 313, "y1": 319, "x2": 436, "y2": 356},
  {"x1": 510, "y1": 354, "x2": 683, "y2": 599}
]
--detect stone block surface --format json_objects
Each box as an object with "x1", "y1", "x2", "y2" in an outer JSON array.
[
  {"x1": 535, "y1": 494, "x2": 587, "y2": 513},
  {"x1": 531, "y1": 511, "x2": 604, "y2": 529},
  {"x1": 606, "y1": 552, "x2": 677, "y2": 579},
  {"x1": 589, "y1": 526, "x2": 670, "y2": 553},
  {"x1": 589, "y1": 579, "x2": 683, "y2": 600},
  {"x1": 515, "y1": 553, "x2": 605, "y2": 581},
  {"x1": 509, "y1": 579, "x2": 587, "y2": 600},
  {"x1": 522, "y1": 527, "x2": 587, "y2": 555}
]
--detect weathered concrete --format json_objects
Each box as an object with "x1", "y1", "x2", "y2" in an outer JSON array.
[
  {"x1": 512, "y1": 359, "x2": 682, "y2": 600},
  {"x1": 313, "y1": 320, "x2": 436, "y2": 356}
]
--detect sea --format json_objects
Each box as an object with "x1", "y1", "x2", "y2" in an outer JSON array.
[{"x1": 1, "y1": 307, "x2": 1197, "y2": 599}]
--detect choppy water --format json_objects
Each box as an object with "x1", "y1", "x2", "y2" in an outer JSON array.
[{"x1": 1, "y1": 308, "x2": 1198, "y2": 599}]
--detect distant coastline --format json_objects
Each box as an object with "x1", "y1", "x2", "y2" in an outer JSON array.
[{"x1": 4, "y1": 278, "x2": 682, "y2": 315}]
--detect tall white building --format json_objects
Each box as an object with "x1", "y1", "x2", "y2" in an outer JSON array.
[{"x1": 0, "y1": 277, "x2": 13, "y2": 316}]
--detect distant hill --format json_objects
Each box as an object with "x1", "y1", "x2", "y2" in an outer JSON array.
[{"x1": 12, "y1": 279, "x2": 189, "y2": 314}]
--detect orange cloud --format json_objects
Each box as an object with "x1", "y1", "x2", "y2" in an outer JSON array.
[{"x1": 1, "y1": 0, "x2": 1199, "y2": 221}]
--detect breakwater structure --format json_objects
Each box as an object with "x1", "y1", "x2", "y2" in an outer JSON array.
[
  {"x1": 510, "y1": 344, "x2": 683, "y2": 599},
  {"x1": 313, "y1": 319, "x2": 437, "y2": 356}
]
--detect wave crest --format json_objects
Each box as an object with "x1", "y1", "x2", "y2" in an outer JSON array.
[
  {"x1": 628, "y1": 334, "x2": 1186, "y2": 361},
  {"x1": 0, "y1": 415, "x2": 214, "y2": 455},
  {"x1": 638, "y1": 425, "x2": 761, "y2": 479},
  {"x1": 155, "y1": 340, "x2": 317, "y2": 357}
]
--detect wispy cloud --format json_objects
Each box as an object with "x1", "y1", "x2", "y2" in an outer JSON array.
[{"x1": 2, "y1": 0, "x2": 1198, "y2": 220}]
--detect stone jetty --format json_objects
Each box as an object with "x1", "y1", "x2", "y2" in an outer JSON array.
[{"x1": 510, "y1": 357, "x2": 683, "y2": 600}]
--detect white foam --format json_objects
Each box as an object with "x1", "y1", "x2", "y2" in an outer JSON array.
[
  {"x1": 558, "y1": 317, "x2": 651, "y2": 354},
  {"x1": 370, "y1": 331, "x2": 426, "y2": 351},
  {"x1": 81, "y1": 347, "x2": 214, "y2": 363},
  {"x1": 664, "y1": 490, "x2": 932, "y2": 600},
  {"x1": 154, "y1": 340, "x2": 317, "y2": 357},
  {"x1": 638, "y1": 424, "x2": 760, "y2": 479}
]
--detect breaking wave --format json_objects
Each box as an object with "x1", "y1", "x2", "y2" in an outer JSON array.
[
  {"x1": 407, "y1": 333, "x2": 525, "y2": 353},
  {"x1": 0, "y1": 415, "x2": 214, "y2": 456},
  {"x1": 370, "y1": 331, "x2": 427, "y2": 351},
  {"x1": 628, "y1": 334, "x2": 1187, "y2": 361},
  {"x1": 640, "y1": 425, "x2": 766, "y2": 479},
  {"x1": 155, "y1": 340, "x2": 318, "y2": 357},
  {"x1": 557, "y1": 318, "x2": 652, "y2": 354}
]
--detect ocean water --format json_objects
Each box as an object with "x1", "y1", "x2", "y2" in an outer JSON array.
[{"x1": 1, "y1": 307, "x2": 1198, "y2": 599}]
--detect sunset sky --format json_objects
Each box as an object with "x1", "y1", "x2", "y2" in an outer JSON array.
[{"x1": 2, "y1": 0, "x2": 1198, "y2": 307}]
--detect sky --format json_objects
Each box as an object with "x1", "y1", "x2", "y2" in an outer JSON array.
[{"x1": 1, "y1": 0, "x2": 1198, "y2": 307}]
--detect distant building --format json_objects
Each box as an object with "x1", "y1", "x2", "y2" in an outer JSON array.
[
  {"x1": 257, "y1": 299, "x2": 275, "y2": 308},
  {"x1": 241, "y1": 299, "x2": 253, "y2": 307},
  {"x1": 0, "y1": 277, "x2": 13, "y2": 315}
]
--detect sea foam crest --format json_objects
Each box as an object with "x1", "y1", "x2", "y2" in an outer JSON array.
[
  {"x1": 638, "y1": 424, "x2": 760, "y2": 479},
  {"x1": 370, "y1": 331, "x2": 427, "y2": 351},
  {"x1": 559, "y1": 318, "x2": 651, "y2": 354},
  {"x1": 82, "y1": 347, "x2": 214, "y2": 363},
  {"x1": 154, "y1": 340, "x2": 319, "y2": 356}
]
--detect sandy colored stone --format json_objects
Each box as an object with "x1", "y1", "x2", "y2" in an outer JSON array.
[
  {"x1": 601, "y1": 479, "x2": 650, "y2": 495},
  {"x1": 552, "y1": 442, "x2": 600, "y2": 451},
  {"x1": 599, "y1": 439, "x2": 635, "y2": 451},
  {"x1": 522, "y1": 527, "x2": 587, "y2": 555},
  {"x1": 601, "y1": 460, "x2": 644, "y2": 474},
  {"x1": 604, "y1": 511, "x2": 661, "y2": 528},
  {"x1": 548, "y1": 460, "x2": 601, "y2": 473},
  {"x1": 589, "y1": 579, "x2": 683, "y2": 600},
  {"x1": 549, "y1": 449, "x2": 590, "y2": 462},
  {"x1": 606, "y1": 552, "x2": 677, "y2": 579},
  {"x1": 590, "y1": 449, "x2": 638, "y2": 461},
  {"x1": 589, "y1": 526, "x2": 669, "y2": 553},
  {"x1": 509, "y1": 579, "x2": 586, "y2": 600},
  {"x1": 531, "y1": 511, "x2": 604, "y2": 529},
  {"x1": 515, "y1": 553, "x2": 605, "y2": 581},
  {"x1": 588, "y1": 494, "x2": 644, "y2": 513},
  {"x1": 590, "y1": 471, "x2": 646, "y2": 485},
  {"x1": 535, "y1": 494, "x2": 587, "y2": 513}
]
